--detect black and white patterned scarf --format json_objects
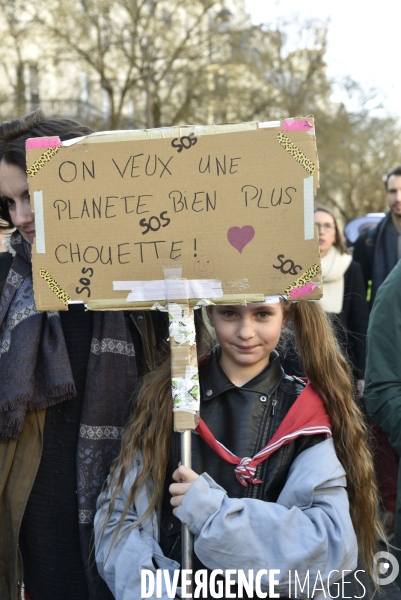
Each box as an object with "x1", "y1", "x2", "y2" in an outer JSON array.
[
  {"x1": 0, "y1": 231, "x2": 138, "y2": 600},
  {"x1": 0, "y1": 232, "x2": 76, "y2": 438}
]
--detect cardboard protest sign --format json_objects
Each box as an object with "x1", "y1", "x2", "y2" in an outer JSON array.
[{"x1": 27, "y1": 118, "x2": 321, "y2": 311}]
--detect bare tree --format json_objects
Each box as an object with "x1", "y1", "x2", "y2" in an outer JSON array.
[
  {"x1": 0, "y1": 2, "x2": 399, "y2": 221},
  {"x1": 26, "y1": 0, "x2": 233, "y2": 129},
  {"x1": 0, "y1": 0, "x2": 43, "y2": 114}
]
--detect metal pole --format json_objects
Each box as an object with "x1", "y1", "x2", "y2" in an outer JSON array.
[
  {"x1": 181, "y1": 429, "x2": 193, "y2": 594},
  {"x1": 168, "y1": 300, "x2": 197, "y2": 595}
]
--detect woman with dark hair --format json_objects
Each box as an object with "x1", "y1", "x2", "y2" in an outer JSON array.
[
  {"x1": 314, "y1": 206, "x2": 369, "y2": 397},
  {"x1": 0, "y1": 110, "x2": 167, "y2": 600}
]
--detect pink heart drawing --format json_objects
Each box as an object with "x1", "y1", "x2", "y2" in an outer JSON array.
[{"x1": 227, "y1": 226, "x2": 255, "y2": 254}]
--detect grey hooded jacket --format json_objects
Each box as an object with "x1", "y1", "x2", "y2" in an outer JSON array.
[{"x1": 94, "y1": 438, "x2": 357, "y2": 600}]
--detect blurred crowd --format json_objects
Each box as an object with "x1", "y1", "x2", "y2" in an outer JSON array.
[{"x1": 318, "y1": 167, "x2": 401, "y2": 557}]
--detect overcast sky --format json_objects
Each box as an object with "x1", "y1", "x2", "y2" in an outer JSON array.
[{"x1": 244, "y1": 0, "x2": 400, "y2": 118}]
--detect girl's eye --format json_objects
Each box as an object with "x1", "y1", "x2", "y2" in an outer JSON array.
[
  {"x1": 258, "y1": 312, "x2": 269, "y2": 318},
  {"x1": 6, "y1": 198, "x2": 15, "y2": 208},
  {"x1": 223, "y1": 310, "x2": 236, "y2": 318}
]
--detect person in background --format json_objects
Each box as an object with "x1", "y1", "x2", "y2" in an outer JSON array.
[
  {"x1": 353, "y1": 166, "x2": 401, "y2": 309},
  {"x1": 0, "y1": 110, "x2": 167, "y2": 600},
  {"x1": 314, "y1": 207, "x2": 369, "y2": 398},
  {"x1": 282, "y1": 207, "x2": 369, "y2": 399},
  {"x1": 353, "y1": 168, "x2": 401, "y2": 539},
  {"x1": 365, "y1": 260, "x2": 401, "y2": 587}
]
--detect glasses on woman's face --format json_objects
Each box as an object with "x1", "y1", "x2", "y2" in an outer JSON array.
[{"x1": 316, "y1": 223, "x2": 335, "y2": 232}]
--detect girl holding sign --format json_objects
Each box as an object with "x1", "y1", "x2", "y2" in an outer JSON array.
[{"x1": 95, "y1": 299, "x2": 381, "y2": 598}]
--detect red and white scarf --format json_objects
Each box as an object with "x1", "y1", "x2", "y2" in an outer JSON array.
[{"x1": 195, "y1": 382, "x2": 331, "y2": 487}]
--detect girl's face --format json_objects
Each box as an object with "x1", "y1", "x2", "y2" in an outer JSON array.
[
  {"x1": 207, "y1": 303, "x2": 286, "y2": 386},
  {"x1": 0, "y1": 161, "x2": 35, "y2": 244},
  {"x1": 314, "y1": 210, "x2": 336, "y2": 258}
]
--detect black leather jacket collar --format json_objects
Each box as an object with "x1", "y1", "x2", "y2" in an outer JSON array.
[{"x1": 200, "y1": 346, "x2": 283, "y2": 401}]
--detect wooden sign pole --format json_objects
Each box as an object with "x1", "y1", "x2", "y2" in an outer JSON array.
[{"x1": 168, "y1": 300, "x2": 200, "y2": 592}]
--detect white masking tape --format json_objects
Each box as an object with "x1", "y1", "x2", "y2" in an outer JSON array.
[
  {"x1": 172, "y1": 367, "x2": 200, "y2": 413},
  {"x1": 33, "y1": 191, "x2": 45, "y2": 253},
  {"x1": 113, "y1": 279, "x2": 223, "y2": 302}
]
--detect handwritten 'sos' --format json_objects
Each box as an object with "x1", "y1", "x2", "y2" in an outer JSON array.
[
  {"x1": 171, "y1": 133, "x2": 198, "y2": 153},
  {"x1": 76, "y1": 267, "x2": 94, "y2": 298},
  {"x1": 273, "y1": 255, "x2": 302, "y2": 276}
]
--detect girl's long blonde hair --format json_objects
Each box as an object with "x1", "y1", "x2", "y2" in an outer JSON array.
[{"x1": 100, "y1": 301, "x2": 381, "y2": 580}]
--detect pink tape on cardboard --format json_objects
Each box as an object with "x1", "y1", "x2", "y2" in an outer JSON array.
[
  {"x1": 289, "y1": 282, "x2": 317, "y2": 299},
  {"x1": 282, "y1": 120, "x2": 313, "y2": 132},
  {"x1": 26, "y1": 137, "x2": 61, "y2": 149}
]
